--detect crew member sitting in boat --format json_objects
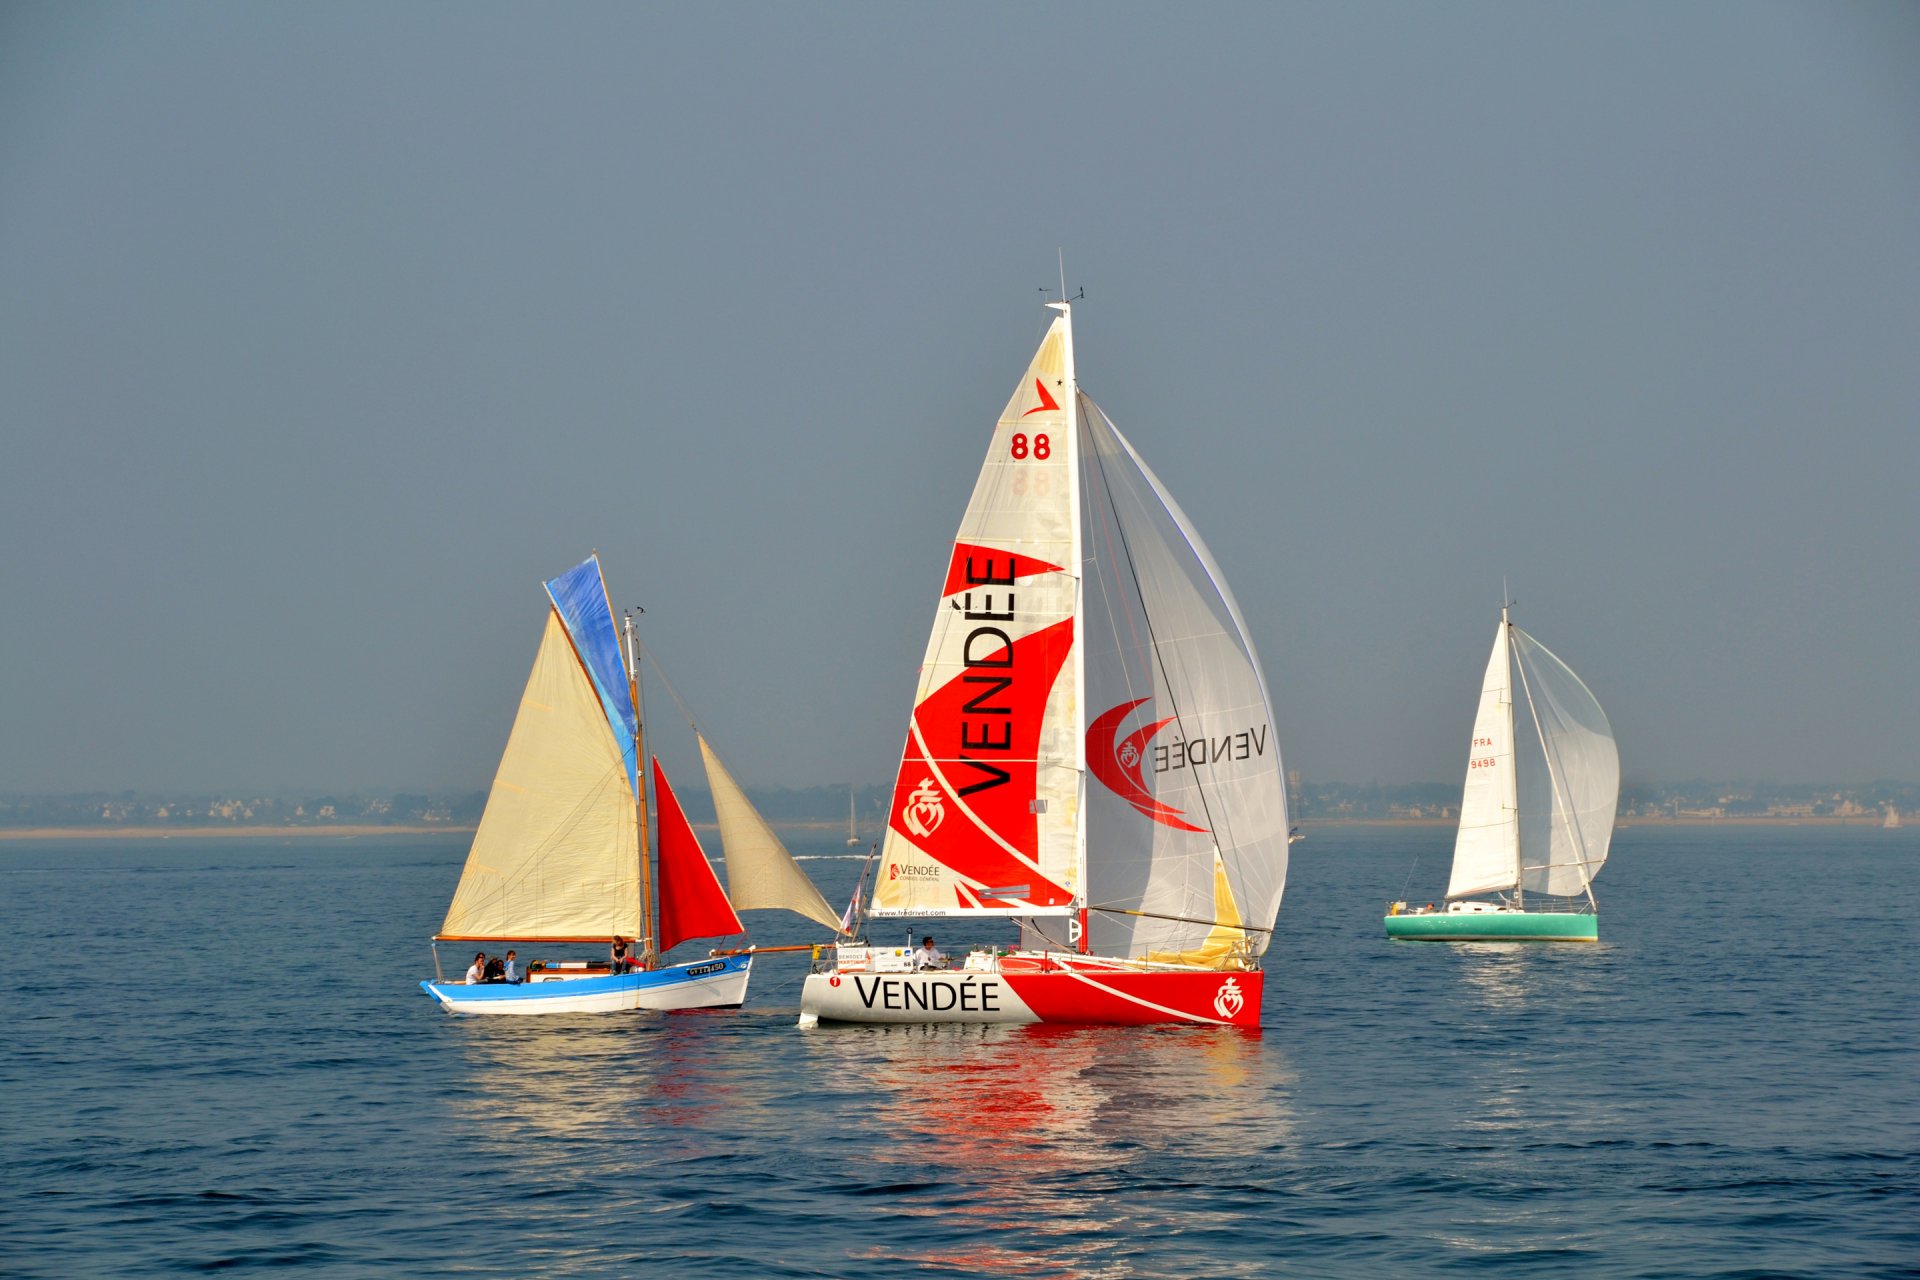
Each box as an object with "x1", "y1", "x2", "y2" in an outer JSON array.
[
  {"x1": 502, "y1": 950, "x2": 521, "y2": 984},
  {"x1": 610, "y1": 936, "x2": 639, "y2": 973},
  {"x1": 465, "y1": 951, "x2": 486, "y2": 985},
  {"x1": 912, "y1": 937, "x2": 947, "y2": 970}
]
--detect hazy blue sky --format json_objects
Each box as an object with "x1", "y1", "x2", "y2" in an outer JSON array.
[{"x1": 2, "y1": 2, "x2": 1914, "y2": 793}]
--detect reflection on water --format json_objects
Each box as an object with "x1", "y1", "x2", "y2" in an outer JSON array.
[
  {"x1": 1453, "y1": 939, "x2": 1610, "y2": 1009},
  {"x1": 1454, "y1": 944, "x2": 1543, "y2": 1007},
  {"x1": 803, "y1": 1025, "x2": 1295, "y2": 1278},
  {"x1": 1450, "y1": 944, "x2": 1621, "y2": 1155},
  {"x1": 446, "y1": 1010, "x2": 754, "y2": 1142}
]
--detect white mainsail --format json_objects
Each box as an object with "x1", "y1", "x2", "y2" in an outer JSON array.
[
  {"x1": 700, "y1": 735, "x2": 843, "y2": 931},
  {"x1": 875, "y1": 314, "x2": 1083, "y2": 917},
  {"x1": 1446, "y1": 620, "x2": 1521, "y2": 899},
  {"x1": 440, "y1": 611, "x2": 643, "y2": 941}
]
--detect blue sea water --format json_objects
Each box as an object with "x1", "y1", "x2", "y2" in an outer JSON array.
[{"x1": 2, "y1": 824, "x2": 1915, "y2": 1277}]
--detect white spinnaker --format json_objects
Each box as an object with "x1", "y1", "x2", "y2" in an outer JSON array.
[
  {"x1": 699, "y1": 736, "x2": 843, "y2": 931},
  {"x1": 1512, "y1": 627, "x2": 1618, "y2": 897},
  {"x1": 440, "y1": 611, "x2": 642, "y2": 940},
  {"x1": 1076, "y1": 395, "x2": 1289, "y2": 961},
  {"x1": 874, "y1": 315, "x2": 1082, "y2": 915},
  {"x1": 1446, "y1": 622, "x2": 1521, "y2": 899}
]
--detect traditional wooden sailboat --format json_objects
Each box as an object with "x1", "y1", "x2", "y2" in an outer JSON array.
[
  {"x1": 799, "y1": 299, "x2": 1290, "y2": 1027},
  {"x1": 421, "y1": 555, "x2": 841, "y2": 1015},
  {"x1": 1385, "y1": 602, "x2": 1618, "y2": 942}
]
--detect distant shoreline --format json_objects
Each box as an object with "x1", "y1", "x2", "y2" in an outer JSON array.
[
  {"x1": 0, "y1": 824, "x2": 478, "y2": 841},
  {"x1": 0, "y1": 815, "x2": 1899, "y2": 841},
  {"x1": 1302, "y1": 815, "x2": 1898, "y2": 828},
  {"x1": 1296, "y1": 816, "x2": 1901, "y2": 830}
]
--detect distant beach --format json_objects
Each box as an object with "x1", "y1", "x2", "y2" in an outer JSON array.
[{"x1": 0, "y1": 824, "x2": 476, "y2": 841}]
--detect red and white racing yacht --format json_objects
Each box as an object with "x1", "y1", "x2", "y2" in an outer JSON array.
[{"x1": 800, "y1": 298, "x2": 1291, "y2": 1028}]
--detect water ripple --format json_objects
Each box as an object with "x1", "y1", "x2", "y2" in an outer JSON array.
[{"x1": 1, "y1": 826, "x2": 1915, "y2": 1276}]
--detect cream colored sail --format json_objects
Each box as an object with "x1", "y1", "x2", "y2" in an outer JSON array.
[
  {"x1": 439, "y1": 611, "x2": 642, "y2": 940},
  {"x1": 699, "y1": 734, "x2": 842, "y2": 931}
]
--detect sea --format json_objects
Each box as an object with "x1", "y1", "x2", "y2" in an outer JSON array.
[{"x1": 3, "y1": 823, "x2": 1914, "y2": 1277}]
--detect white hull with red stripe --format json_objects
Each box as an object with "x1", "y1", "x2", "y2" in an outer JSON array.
[{"x1": 797, "y1": 949, "x2": 1260, "y2": 1028}]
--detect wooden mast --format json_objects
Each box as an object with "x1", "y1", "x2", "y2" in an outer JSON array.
[{"x1": 624, "y1": 610, "x2": 657, "y2": 966}]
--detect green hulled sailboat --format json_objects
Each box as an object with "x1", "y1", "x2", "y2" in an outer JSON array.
[{"x1": 1386, "y1": 604, "x2": 1617, "y2": 942}]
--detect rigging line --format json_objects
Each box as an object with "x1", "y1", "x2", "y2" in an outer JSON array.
[
  {"x1": 1511, "y1": 630, "x2": 1598, "y2": 906},
  {"x1": 1086, "y1": 903, "x2": 1275, "y2": 934},
  {"x1": 624, "y1": 626, "x2": 706, "y2": 735},
  {"x1": 1082, "y1": 401, "x2": 1235, "y2": 895},
  {"x1": 1082, "y1": 423, "x2": 1156, "y2": 731},
  {"x1": 1101, "y1": 410, "x2": 1276, "y2": 716},
  {"x1": 1022, "y1": 916, "x2": 1076, "y2": 952}
]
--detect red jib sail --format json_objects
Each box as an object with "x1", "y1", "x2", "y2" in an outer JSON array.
[{"x1": 652, "y1": 757, "x2": 743, "y2": 953}]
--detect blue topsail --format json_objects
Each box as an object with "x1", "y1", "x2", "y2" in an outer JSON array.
[{"x1": 544, "y1": 555, "x2": 639, "y2": 790}]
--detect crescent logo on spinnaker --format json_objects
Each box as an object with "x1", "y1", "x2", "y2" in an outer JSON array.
[
  {"x1": 1213, "y1": 977, "x2": 1245, "y2": 1020},
  {"x1": 902, "y1": 778, "x2": 945, "y2": 838},
  {"x1": 1086, "y1": 699, "x2": 1207, "y2": 833}
]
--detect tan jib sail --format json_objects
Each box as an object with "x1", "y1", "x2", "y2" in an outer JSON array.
[
  {"x1": 438, "y1": 610, "x2": 642, "y2": 941},
  {"x1": 698, "y1": 734, "x2": 841, "y2": 931}
]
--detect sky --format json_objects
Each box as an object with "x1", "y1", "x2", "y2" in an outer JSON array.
[{"x1": 1, "y1": 2, "x2": 1915, "y2": 794}]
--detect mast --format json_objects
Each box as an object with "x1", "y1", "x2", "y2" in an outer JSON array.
[
  {"x1": 1503, "y1": 602, "x2": 1523, "y2": 912},
  {"x1": 623, "y1": 610, "x2": 657, "y2": 965},
  {"x1": 1050, "y1": 293, "x2": 1088, "y2": 954}
]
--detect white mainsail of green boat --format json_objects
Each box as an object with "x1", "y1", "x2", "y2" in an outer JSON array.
[{"x1": 1386, "y1": 603, "x2": 1618, "y2": 941}]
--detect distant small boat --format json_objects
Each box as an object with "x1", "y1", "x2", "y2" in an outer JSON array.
[
  {"x1": 1887, "y1": 806, "x2": 1903, "y2": 830},
  {"x1": 1386, "y1": 603, "x2": 1616, "y2": 942},
  {"x1": 847, "y1": 784, "x2": 861, "y2": 846},
  {"x1": 421, "y1": 555, "x2": 840, "y2": 1015}
]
